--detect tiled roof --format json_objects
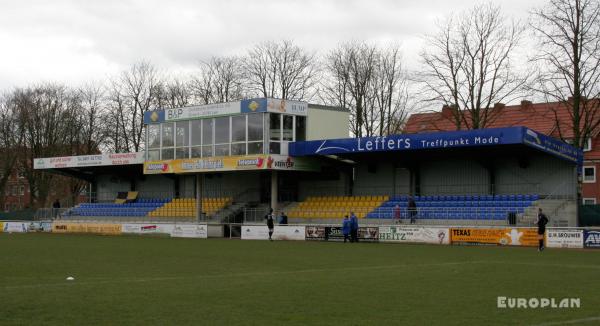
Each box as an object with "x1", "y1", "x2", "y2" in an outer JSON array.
[{"x1": 404, "y1": 99, "x2": 600, "y2": 160}]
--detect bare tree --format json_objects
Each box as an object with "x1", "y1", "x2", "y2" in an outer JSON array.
[
  {"x1": 531, "y1": 0, "x2": 600, "y2": 148},
  {"x1": 0, "y1": 93, "x2": 24, "y2": 209},
  {"x1": 321, "y1": 42, "x2": 411, "y2": 137},
  {"x1": 420, "y1": 3, "x2": 528, "y2": 129},
  {"x1": 156, "y1": 76, "x2": 193, "y2": 109},
  {"x1": 190, "y1": 56, "x2": 244, "y2": 104},
  {"x1": 107, "y1": 61, "x2": 161, "y2": 152},
  {"x1": 244, "y1": 40, "x2": 317, "y2": 100}
]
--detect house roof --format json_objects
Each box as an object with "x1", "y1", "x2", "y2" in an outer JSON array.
[{"x1": 405, "y1": 100, "x2": 600, "y2": 139}]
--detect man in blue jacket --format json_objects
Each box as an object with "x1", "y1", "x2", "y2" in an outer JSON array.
[
  {"x1": 350, "y1": 212, "x2": 359, "y2": 243},
  {"x1": 342, "y1": 215, "x2": 351, "y2": 243}
]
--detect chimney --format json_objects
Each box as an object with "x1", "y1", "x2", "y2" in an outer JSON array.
[
  {"x1": 442, "y1": 104, "x2": 453, "y2": 118},
  {"x1": 493, "y1": 102, "x2": 505, "y2": 110},
  {"x1": 520, "y1": 100, "x2": 532, "y2": 111}
]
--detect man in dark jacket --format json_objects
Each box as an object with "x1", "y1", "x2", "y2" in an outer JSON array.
[
  {"x1": 408, "y1": 196, "x2": 417, "y2": 224},
  {"x1": 342, "y1": 215, "x2": 351, "y2": 243},
  {"x1": 349, "y1": 212, "x2": 359, "y2": 242},
  {"x1": 265, "y1": 208, "x2": 275, "y2": 241},
  {"x1": 536, "y1": 208, "x2": 549, "y2": 251},
  {"x1": 52, "y1": 199, "x2": 61, "y2": 219}
]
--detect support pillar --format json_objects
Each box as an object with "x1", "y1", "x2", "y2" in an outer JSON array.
[
  {"x1": 196, "y1": 174, "x2": 203, "y2": 223},
  {"x1": 271, "y1": 171, "x2": 278, "y2": 213}
]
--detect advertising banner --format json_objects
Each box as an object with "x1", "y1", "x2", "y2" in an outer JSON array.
[
  {"x1": 583, "y1": 230, "x2": 600, "y2": 249},
  {"x1": 2, "y1": 222, "x2": 28, "y2": 233},
  {"x1": 241, "y1": 98, "x2": 308, "y2": 116},
  {"x1": 34, "y1": 152, "x2": 144, "y2": 170},
  {"x1": 122, "y1": 223, "x2": 175, "y2": 235},
  {"x1": 304, "y1": 226, "x2": 378, "y2": 242},
  {"x1": 546, "y1": 229, "x2": 584, "y2": 249},
  {"x1": 25, "y1": 222, "x2": 52, "y2": 232},
  {"x1": 0, "y1": 222, "x2": 3, "y2": 232},
  {"x1": 170, "y1": 224, "x2": 208, "y2": 238},
  {"x1": 305, "y1": 226, "x2": 327, "y2": 240},
  {"x1": 144, "y1": 155, "x2": 319, "y2": 174},
  {"x1": 53, "y1": 223, "x2": 122, "y2": 235},
  {"x1": 379, "y1": 226, "x2": 450, "y2": 245},
  {"x1": 450, "y1": 228, "x2": 538, "y2": 246},
  {"x1": 241, "y1": 225, "x2": 306, "y2": 240}
]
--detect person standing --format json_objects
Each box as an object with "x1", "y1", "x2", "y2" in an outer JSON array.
[
  {"x1": 536, "y1": 208, "x2": 549, "y2": 252},
  {"x1": 52, "y1": 199, "x2": 61, "y2": 219},
  {"x1": 279, "y1": 211, "x2": 288, "y2": 225},
  {"x1": 350, "y1": 212, "x2": 359, "y2": 243},
  {"x1": 342, "y1": 215, "x2": 351, "y2": 243},
  {"x1": 408, "y1": 196, "x2": 417, "y2": 224},
  {"x1": 265, "y1": 208, "x2": 275, "y2": 241},
  {"x1": 394, "y1": 204, "x2": 401, "y2": 224}
]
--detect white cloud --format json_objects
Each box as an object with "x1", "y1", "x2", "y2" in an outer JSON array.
[{"x1": 0, "y1": 0, "x2": 546, "y2": 90}]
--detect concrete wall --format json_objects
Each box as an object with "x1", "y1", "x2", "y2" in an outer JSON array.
[
  {"x1": 420, "y1": 160, "x2": 490, "y2": 195},
  {"x1": 135, "y1": 175, "x2": 175, "y2": 198},
  {"x1": 96, "y1": 175, "x2": 134, "y2": 202},
  {"x1": 495, "y1": 156, "x2": 576, "y2": 197},
  {"x1": 354, "y1": 162, "x2": 395, "y2": 195},
  {"x1": 307, "y1": 107, "x2": 349, "y2": 140},
  {"x1": 298, "y1": 172, "x2": 350, "y2": 199}
]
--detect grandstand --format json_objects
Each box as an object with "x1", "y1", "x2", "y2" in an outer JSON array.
[{"x1": 33, "y1": 99, "x2": 583, "y2": 228}]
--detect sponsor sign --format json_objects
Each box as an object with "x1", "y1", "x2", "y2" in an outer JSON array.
[
  {"x1": 241, "y1": 225, "x2": 305, "y2": 240},
  {"x1": 305, "y1": 226, "x2": 378, "y2": 242},
  {"x1": 584, "y1": 230, "x2": 600, "y2": 249},
  {"x1": 450, "y1": 228, "x2": 538, "y2": 246},
  {"x1": 379, "y1": 226, "x2": 450, "y2": 245},
  {"x1": 0, "y1": 222, "x2": 3, "y2": 232},
  {"x1": 305, "y1": 226, "x2": 327, "y2": 240},
  {"x1": 546, "y1": 229, "x2": 584, "y2": 249},
  {"x1": 3, "y1": 222, "x2": 28, "y2": 233},
  {"x1": 144, "y1": 154, "x2": 319, "y2": 174},
  {"x1": 53, "y1": 223, "x2": 122, "y2": 235},
  {"x1": 122, "y1": 223, "x2": 175, "y2": 235},
  {"x1": 290, "y1": 127, "x2": 581, "y2": 164},
  {"x1": 241, "y1": 98, "x2": 308, "y2": 116},
  {"x1": 143, "y1": 110, "x2": 166, "y2": 124},
  {"x1": 34, "y1": 152, "x2": 144, "y2": 169},
  {"x1": 165, "y1": 102, "x2": 240, "y2": 121},
  {"x1": 170, "y1": 224, "x2": 208, "y2": 238}
]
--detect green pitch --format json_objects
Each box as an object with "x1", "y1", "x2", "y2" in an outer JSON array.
[{"x1": 1, "y1": 233, "x2": 598, "y2": 325}]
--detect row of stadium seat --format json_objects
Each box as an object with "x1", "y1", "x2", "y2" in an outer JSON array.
[
  {"x1": 288, "y1": 195, "x2": 389, "y2": 219},
  {"x1": 389, "y1": 194, "x2": 539, "y2": 201},
  {"x1": 381, "y1": 201, "x2": 533, "y2": 208},
  {"x1": 148, "y1": 197, "x2": 232, "y2": 218}
]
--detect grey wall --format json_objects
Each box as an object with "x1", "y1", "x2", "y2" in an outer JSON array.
[
  {"x1": 420, "y1": 159, "x2": 490, "y2": 195},
  {"x1": 135, "y1": 175, "x2": 175, "y2": 198}
]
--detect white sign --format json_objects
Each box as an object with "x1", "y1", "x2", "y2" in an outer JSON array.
[
  {"x1": 379, "y1": 226, "x2": 450, "y2": 245},
  {"x1": 267, "y1": 99, "x2": 308, "y2": 116},
  {"x1": 122, "y1": 223, "x2": 175, "y2": 235},
  {"x1": 242, "y1": 225, "x2": 306, "y2": 240},
  {"x1": 3, "y1": 222, "x2": 28, "y2": 233},
  {"x1": 34, "y1": 152, "x2": 144, "y2": 169},
  {"x1": 165, "y1": 102, "x2": 240, "y2": 121},
  {"x1": 546, "y1": 229, "x2": 584, "y2": 249},
  {"x1": 170, "y1": 224, "x2": 208, "y2": 238}
]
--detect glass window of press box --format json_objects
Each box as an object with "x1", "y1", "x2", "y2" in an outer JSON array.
[{"x1": 145, "y1": 113, "x2": 306, "y2": 160}]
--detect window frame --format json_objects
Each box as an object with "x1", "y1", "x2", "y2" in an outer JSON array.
[{"x1": 583, "y1": 166, "x2": 596, "y2": 183}]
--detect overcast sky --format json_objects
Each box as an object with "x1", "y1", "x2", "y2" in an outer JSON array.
[{"x1": 0, "y1": 0, "x2": 547, "y2": 91}]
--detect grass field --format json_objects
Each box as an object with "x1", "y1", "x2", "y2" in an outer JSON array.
[{"x1": 1, "y1": 233, "x2": 599, "y2": 325}]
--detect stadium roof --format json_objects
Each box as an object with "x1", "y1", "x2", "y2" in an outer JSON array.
[{"x1": 289, "y1": 127, "x2": 583, "y2": 165}]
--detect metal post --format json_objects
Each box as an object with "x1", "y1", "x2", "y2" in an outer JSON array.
[
  {"x1": 196, "y1": 174, "x2": 203, "y2": 223},
  {"x1": 271, "y1": 170, "x2": 278, "y2": 213}
]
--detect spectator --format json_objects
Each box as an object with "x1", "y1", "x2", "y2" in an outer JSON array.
[
  {"x1": 350, "y1": 212, "x2": 359, "y2": 242},
  {"x1": 265, "y1": 208, "x2": 275, "y2": 241},
  {"x1": 408, "y1": 196, "x2": 417, "y2": 224},
  {"x1": 279, "y1": 211, "x2": 288, "y2": 225},
  {"x1": 342, "y1": 215, "x2": 351, "y2": 243},
  {"x1": 394, "y1": 204, "x2": 401, "y2": 224},
  {"x1": 536, "y1": 208, "x2": 549, "y2": 252},
  {"x1": 52, "y1": 199, "x2": 61, "y2": 219}
]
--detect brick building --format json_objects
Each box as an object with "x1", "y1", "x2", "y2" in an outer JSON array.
[{"x1": 404, "y1": 100, "x2": 599, "y2": 204}]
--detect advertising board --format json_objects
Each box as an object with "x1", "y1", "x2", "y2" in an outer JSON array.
[
  {"x1": 546, "y1": 229, "x2": 584, "y2": 249},
  {"x1": 241, "y1": 225, "x2": 306, "y2": 240},
  {"x1": 450, "y1": 228, "x2": 538, "y2": 246},
  {"x1": 379, "y1": 226, "x2": 450, "y2": 245}
]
